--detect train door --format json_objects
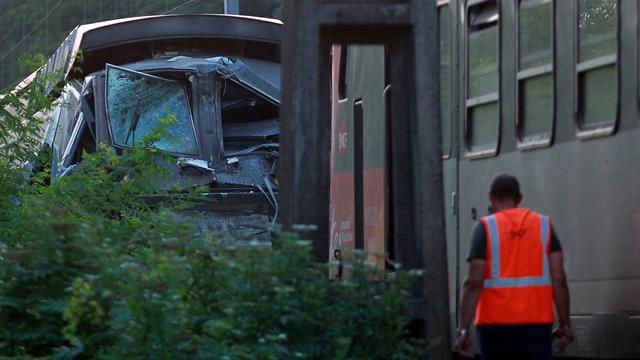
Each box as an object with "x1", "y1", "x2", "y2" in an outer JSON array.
[
  {"x1": 329, "y1": 44, "x2": 388, "y2": 277},
  {"x1": 439, "y1": 0, "x2": 461, "y2": 333}
]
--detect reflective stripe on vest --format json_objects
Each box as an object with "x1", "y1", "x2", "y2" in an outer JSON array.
[{"x1": 483, "y1": 214, "x2": 551, "y2": 288}]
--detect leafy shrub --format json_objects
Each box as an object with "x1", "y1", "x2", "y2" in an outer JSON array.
[{"x1": 0, "y1": 58, "x2": 425, "y2": 360}]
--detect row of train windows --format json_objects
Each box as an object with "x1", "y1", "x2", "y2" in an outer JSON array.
[{"x1": 439, "y1": 0, "x2": 618, "y2": 158}]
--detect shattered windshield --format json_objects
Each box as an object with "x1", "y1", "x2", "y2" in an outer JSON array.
[{"x1": 106, "y1": 65, "x2": 197, "y2": 155}]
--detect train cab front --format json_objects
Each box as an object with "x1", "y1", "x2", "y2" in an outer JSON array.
[{"x1": 39, "y1": 15, "x2": 282, "y2": 245}]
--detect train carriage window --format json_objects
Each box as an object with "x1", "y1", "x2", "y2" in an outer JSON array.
[
  {"x1": 353, "y1": 100, "x2": 364, "y2": 250},
  {"x1": 465, "y1": 0, "x2": 500, "y2": 157},
  {"x1": 517, "y1": 0, "x2": 554, "y2": 148},
  {"x1": 576, "y1": 0, "x2": 618, "y2": 133},
  {"x1": 338, "y1": 47, "x2": 349, "y2": 100},
  {"x1": 439, "y1": 4, "x2": 452, "y2": 158}
]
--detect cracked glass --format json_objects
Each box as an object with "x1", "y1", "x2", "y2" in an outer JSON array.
[{"x1": 106, "y1": 65, "x2": 197, "y2": 155}]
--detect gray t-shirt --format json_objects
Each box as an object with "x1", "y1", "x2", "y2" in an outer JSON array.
[{"x1": 467, "y1": 221, "x2": 562, "y2": 262}]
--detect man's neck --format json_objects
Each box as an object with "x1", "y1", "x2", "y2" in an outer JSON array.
[{"x1": 494, "y1": 202, "x2": 518, "y2": 213}]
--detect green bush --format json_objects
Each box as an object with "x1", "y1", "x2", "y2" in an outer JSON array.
[{"x1": 0, "y1": 58, "x2": 424, "y2": 360}]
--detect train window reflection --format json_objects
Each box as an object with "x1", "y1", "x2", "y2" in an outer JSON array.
[
  {"x1": 465, "y1": 0, "x2": 499, "y2": 156},
  {"x1": 579, "y1": 65, "x2": 617, "y2": 126},
  {"x1": 106, "y1": 64, "x2": 197, "y2": 155},
  {"x1": 517, "y1": 0, "x2": 554, "y2": 146},
  {"x1": 468, "y1": 26, "x2": 498, "y2": 99},
  {"x1": 439, "y1": 4, "x2": 452, "y2": 158},
  {"x1": 519, "y1": 0, "x2": 552, "y2": 69},
  {"x1": 576, "y1": 0, "x2": 617, "y2": 130},
  {"x1": 468, "y1": 102, "x2": 499, "y2": 152},
  {"x1": 520, "y1": 74, "x2": 553, "y2": 138},
  {"x1": 579, "y1": 0, "x2": 617, "y2": 62}
]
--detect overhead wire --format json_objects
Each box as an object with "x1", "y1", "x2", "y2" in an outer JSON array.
[{"x1": 162, "y1": 0, "x2": 202, "y2": 15}]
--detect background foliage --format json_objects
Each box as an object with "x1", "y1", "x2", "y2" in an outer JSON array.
[
  {"x1": 0, "y1": 0, "x2": 283, "y2": 91},
  {"x1": 0, "y1": 58, "x2": 423, "y2": 359}
]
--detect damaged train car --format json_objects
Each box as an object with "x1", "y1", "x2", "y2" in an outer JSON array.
[{"x1": 28, "y1": 14, "x2": 281, "y2": 244}]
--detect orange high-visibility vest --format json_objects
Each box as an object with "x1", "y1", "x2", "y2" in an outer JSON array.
[{"x1": 475, "y1": 208, "x2": 554, "y2": 325}]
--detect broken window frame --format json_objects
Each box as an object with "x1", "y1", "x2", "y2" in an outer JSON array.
[
  {"x1": 51, "y1": 82, "x2": 82, "y2": 177},
  {"x1": 59, "y1": 113, "x2": 85, "y2": 169},
  {"x1": 104, "y1": 64, "x2": 200, "y2": 157},
  {"x1": 219, "y1": 76, "x2": 280, "y2": 158}
]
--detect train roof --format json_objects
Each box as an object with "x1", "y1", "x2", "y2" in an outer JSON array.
[{"x1": 18, "y1": 14, "x2": 282, "y2": 93}]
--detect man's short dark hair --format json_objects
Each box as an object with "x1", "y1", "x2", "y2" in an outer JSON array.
[{"x1": 490, "y1": 173, "x2": 521, "y2": 200}]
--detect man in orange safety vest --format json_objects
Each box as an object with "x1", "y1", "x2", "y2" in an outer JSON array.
[{"x1": 455, "y1": 174, "x2": 573, "y2": 359}]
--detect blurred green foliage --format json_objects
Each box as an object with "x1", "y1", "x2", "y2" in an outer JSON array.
[{"x1": 0, "y1": 57, "x2": 424, "y2": 359}]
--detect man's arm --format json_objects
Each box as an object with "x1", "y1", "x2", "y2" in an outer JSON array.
[
  {"x1": 549, "y1": 250, "x2": 574, "y2": 350},
  {"x1": 456, "y1": 259, "x2": 485, "y2": 357},
  {"x1": 549, "y1": 251, "x2": 570, "y2": 326},
  {"x1": 459, "y1": 259, "x2": 485, "y2": 330}
]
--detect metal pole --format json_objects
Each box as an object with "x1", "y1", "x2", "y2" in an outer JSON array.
[{"x1": 224, "y1": 0, "x2": 240, "y2": 15}]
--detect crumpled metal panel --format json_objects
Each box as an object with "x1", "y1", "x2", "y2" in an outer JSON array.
[
  {"x1": 215, "y1": 153, "x2": 276, "y2": 188},
  {"x1": 120, "y1": 56, "x2": 280, "y2": 104},
  {"x1": 222, "y1": 118, "x2": 279, "y2": 139}
]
